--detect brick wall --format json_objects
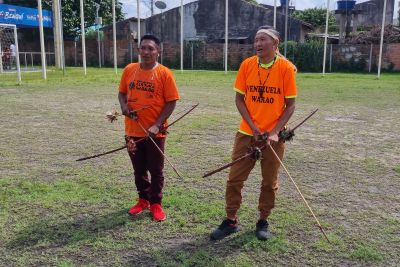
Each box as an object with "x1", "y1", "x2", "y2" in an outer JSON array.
[
  {"x1": 60, "y1": 40, "x2": 400, "y2": 71},
  {"x1": 331, "y1": 43, "x2": 400, "y2": 71},
  {"x1": 63, "y1": 38, "x2": 137, "y2": 67},
  {"x1": 387, "y1": 44, "x2": 400, "y2": 70},
  {"x1": 160, "y1": 42, "x2": 254, "y2": 70}
]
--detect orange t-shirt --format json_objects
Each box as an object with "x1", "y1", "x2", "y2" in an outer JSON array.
[
  {"x1": 119, "y1": 63, "x2": 180, "y2": 137},
  {"x1": 234, "y1": 55, "x2": 297, "y2": 135}
]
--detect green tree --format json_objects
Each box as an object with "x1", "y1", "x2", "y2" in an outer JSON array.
[
  {"x1": 292, "y1": 8, "x2": 337, "y2": 32},
  {"x1": 3, "y1": 0, "x2": 124, "y2": 37},
  {"x1": 60, "y1": 0, "x2": 124, "y2": 37}
]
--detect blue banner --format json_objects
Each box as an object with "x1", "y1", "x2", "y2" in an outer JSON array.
[{"x1": 0, "y1": 4, "x2": 53, "y2": 28}]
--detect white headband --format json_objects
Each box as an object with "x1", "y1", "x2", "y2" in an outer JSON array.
[{"x1": 256, "y1": 29, "x2": 279, "y2": 42}]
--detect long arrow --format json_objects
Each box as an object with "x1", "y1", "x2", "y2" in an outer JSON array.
[
  {"x1": 269, "y1": 143, "x2": 330, "y2": 243},
  {"x1": 76, "y1": 137, "x2": 147, "y2": 162},
  {"x1": 202, "y1": 109, "x2": 318, "y2": 178},
  {"x1": 76, "y1": 103, "x2": 199, "y2": 162},
  {"x1": 287, "y1": 108, "x2": 318, "y2": 133},
  {"x1": 202, "y1": 148, "x2": 258, "y2": 178},
  {"x1": 165, "y1": 103, "x2": 198, "y2": 130},
  {"x1": 136, "y1": 120, "x2": 184, "y2": 180}
]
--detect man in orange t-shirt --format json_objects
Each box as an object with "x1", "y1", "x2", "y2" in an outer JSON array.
[
  {"x1": 211, "y1": 26, "x2": 297, "y2": 241},
  {"x1": 118, "y1": 34, "x2": 180, "y2": 221}
]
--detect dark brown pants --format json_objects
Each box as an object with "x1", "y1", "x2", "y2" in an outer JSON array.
[
  {"x1": 127, "y1": 137, "x2": 165, "y2": 204},
  {"x1": 225, "y1": 132, "x2": 284, "y2": 219}
]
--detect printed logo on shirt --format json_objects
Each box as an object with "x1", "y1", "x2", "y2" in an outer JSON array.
[
  {"x1": 247, "y1": 85, "x2": 281, "y2": 104},
  {"x1": 129, "y1": 81, "x2": 135, "y2": 90},
  {"x1": 137, "y1": 80, "x2": 155, "y2": 92},
  {"x1": 130, "y1": 80, "x2": 155, "y2": 93},
  {"x1": 251, "y1": 95, "x2": 275, "y2": 103},
  {"x1": 248, "y1": 85, "x2": 281, "y2": 95}
]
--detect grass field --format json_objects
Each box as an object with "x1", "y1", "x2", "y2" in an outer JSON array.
[{"x1": 1, "y1": 68, "x2": 399, "y2": 266}]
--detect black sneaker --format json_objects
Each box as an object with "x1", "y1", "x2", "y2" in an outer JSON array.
[
  {"x1": 255, "y1": 219, "x2": 271, "y2": 240},
  {"x1": 210, "y1": 219, "x2": 240, "y2": 240}
]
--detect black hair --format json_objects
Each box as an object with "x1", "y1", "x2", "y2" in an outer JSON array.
[{"x1": 140, "y1": 34, "x2": 161, "y2": 46}]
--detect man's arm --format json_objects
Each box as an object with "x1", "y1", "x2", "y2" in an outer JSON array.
[
  {"x1": 235, "y1": 93, "x2": 262, "y2": 138},
  {"x1": 118, "y1": 92, "x2": 130, "y2": 116},
  {"x1": 268, "y1": 98, "x2": 296, "y2": 142},
  {"x1": 148, "y1": 100, "x2": 177, "y2": 135}
]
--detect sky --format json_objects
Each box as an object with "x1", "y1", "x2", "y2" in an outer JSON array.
[{"x1": 120, "y1": 0, "x2": 399, "y2": 20}]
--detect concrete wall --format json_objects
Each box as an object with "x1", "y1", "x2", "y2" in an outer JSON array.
[
  {"x1": 58, "y1": 40, "x2": 400, "y2": 71},
  {"x1": 100, "y1": 18, "x2": 145, "y2": 66},
  {"x1": 160, "y1": 42, "x2": 254, "y2": 69},
  {"x1": 163, "y1": 42, "x2": 400, "y2": 71},
  {"x1": 193, "y1": 0, "x2": 309, "y2": 42},
  {"x1": 387, "y1": 44, "x2": 400, "y2": 69},
  {"x1": 331, "y1": 43, "x2": 400, "y2": 71},
  {"x1": 102, "y1": 18, "x2": 146, "y2": 42},
  {"x1": 144, "y1": 0, "x2": 311, "y2": 43},
  {"x1": 354, "y1": 0, "x2": 395, "y2": 26},
  {"x1": 62, "y1": 38, "x2": 138, "y2": 67},
  {"x1": 145, "y1": 2, "x2": 198, "y2": 43}
]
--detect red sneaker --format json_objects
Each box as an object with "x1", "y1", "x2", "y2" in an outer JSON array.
[
  {"x1": 128, "y1": 198, "x2": 150, "y2": 215},
  {"x1": 150, "y1": 204, "x2": 166, "y2": 221}
]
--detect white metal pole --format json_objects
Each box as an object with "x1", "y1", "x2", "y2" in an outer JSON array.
[
  {"x1": 58, "y1": 0, "x2": 62, "y2": 69},
  {"x1": 53, "y1": 0, "x2": 61, "y2": 68},
  {"x1": 191, "y1": 43, "x2": 193, "y2": 69},
  {"x1": 284, "y1": 0, "x2": 289, "y2": 57},
  {"x1": 369, "y1": 43, "x2": 373, "y2": 72},
  {"x1": 322, "y1": 0, "x2": 330, "y2": 76},
  {"x1": 273, "y1": 0, "x2": 277, "y2": 28},
  {"x1": 80, "y1": 0, "x2": 87, "y2": 76},
  {"x1": 102, "y1": 40, "x2": 104, "y2": 64},
  {"x1": 160, "y1": 10, "x2": 163, "y2": 64},
  {"x1": 38, "y1": 0, "x2": 47, "y2": 80},
  {"x1": 137, "y1": 0, "x2": 141, "y2": 62},
  {"x1": 74, "y1": 40, "x2": 77, "y2": 66},
  {"x1": 96, "y1": 3, "x2": 101, "y2": 68},
  {"x1": 112, "y1": 0, "x2": 117, "y2": 73},
  {"x1": 59, "y1": 0, "x2": 66, "y2": 75},
  {"x1": 161, "y1": 42, "x2": 163, "y2": 64},
  {"x1": 13, "y1": 25, "x2": 21, "y2": 83},
  {"x1": 224, "y1": 0, "x2": 228, "y2": 74},
  {"x1": 329, "y1": 43, "x2": 333, "y2": 72},
  {"x1": 180, "y1": 0, "x2": 183, "y2": 72},
  {"x1": 0, "y1": 41, "x2": 3, "y2": 73},
  {"x1": 377, "y1": 0, "x2": 387, "y2": 79}
]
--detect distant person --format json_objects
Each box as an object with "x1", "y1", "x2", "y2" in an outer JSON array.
[
  {"x1": 0, "y1": 47, "x2": 4, "y2": 70},
  {"x1": 118, "y1": 34, "x2": 180, "y2": 221},
  {"x1": 9, "y1": 43, "x2": 16, "y2": 69},
  {"x1": 2, "y1": 47, "x2": 11, "y2": 70},
  {"x1": 210, "y1": 26, "x2": 297, "y2": 241}
]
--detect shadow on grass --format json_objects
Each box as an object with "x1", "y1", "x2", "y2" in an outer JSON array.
[
  {"x1": 7, "y1": 209, "x2": 144, "y2": 249},
  {"x1": 130, "y1": 230, "x2": 287, "y2": 267}
]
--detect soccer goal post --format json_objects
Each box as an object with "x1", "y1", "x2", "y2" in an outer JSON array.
[{"x1": 0, "y1": 23, "x2": 21, "y2": 83}]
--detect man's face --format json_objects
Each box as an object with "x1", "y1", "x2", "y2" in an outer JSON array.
[
  {"x1": 254, "y1": 33, "x2": 277, "y2": 58},
  {"x1": 138, "y1": 39, "x2": 159, "y2": 64}
]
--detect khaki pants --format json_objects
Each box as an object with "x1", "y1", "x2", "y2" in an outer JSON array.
[{"x1": 225, "y1": 132, "x2": 284, "y2": 219}]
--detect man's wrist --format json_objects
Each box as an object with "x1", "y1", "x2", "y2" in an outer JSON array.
[{"x1": 154, "y1": 121, "x2": 163, "y2": 128}]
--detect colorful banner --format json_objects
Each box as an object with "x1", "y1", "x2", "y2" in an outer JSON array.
[{"x1": 0, "y1": 4, "x2": 53, "y2": 27}]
